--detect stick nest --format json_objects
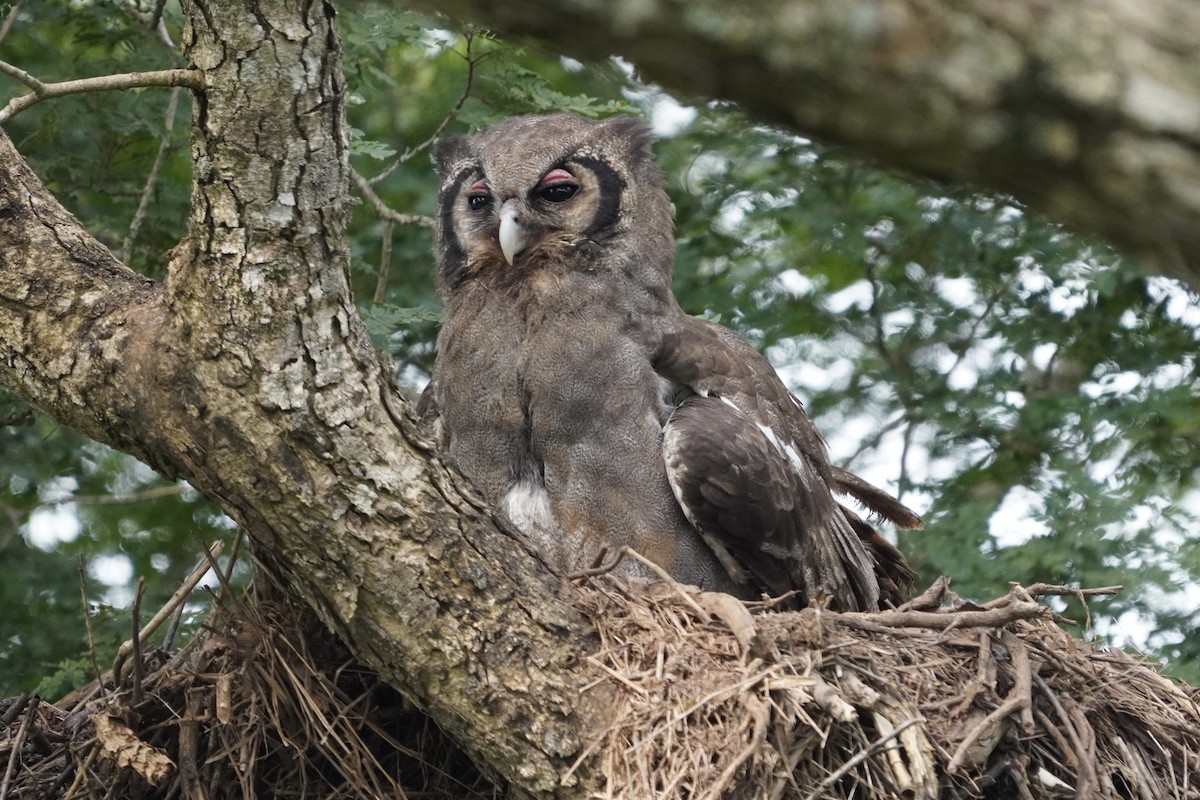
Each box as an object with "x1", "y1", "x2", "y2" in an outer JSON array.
[
  {"x1": 572, "y1": 575, "x2": 1200, "y2": 799},
  {"x1": 2, "y1": 575, "x2": 1198, "y2": 799}
]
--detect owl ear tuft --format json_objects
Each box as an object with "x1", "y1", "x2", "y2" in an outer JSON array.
[
  {"x1": 432, "y1": 135, "x2": 471, "y2": 176},
  {"x1": 598, "y1": 115, "x2": 656, "y2": 163}
]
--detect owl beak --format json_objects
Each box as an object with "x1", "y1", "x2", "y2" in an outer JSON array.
[{"x1": 498, "y1": 199, "x2": 528, "y2": 266}]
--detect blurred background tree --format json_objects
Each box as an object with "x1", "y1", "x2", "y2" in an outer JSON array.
[{"x1": 1, "y1": 2, "x2": 1197, "y2": 695}]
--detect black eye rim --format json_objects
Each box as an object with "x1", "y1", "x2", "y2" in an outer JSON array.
[
  {"x1": 537, "y1": 182, "x2": 579, "y2": 204},
  {"x1": 466, "y1": 192, "x2": 492, "y2": 211}
]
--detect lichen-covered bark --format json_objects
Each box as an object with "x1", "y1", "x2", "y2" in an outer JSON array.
[
  {"x1": 419, "y1": 0, "x2": 1200, "y2": 286},
  {"x1": 0, "y1": 1, "x2": 602, "y2": 796}
]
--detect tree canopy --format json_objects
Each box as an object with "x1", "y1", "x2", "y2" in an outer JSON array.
[{"x1": 1, "y1": 0, "x2": 1197, "y2": 709}]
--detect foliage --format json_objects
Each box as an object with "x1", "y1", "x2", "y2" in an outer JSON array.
[{"x1": 0, "y1": 0, "x2": 1197, "y2": 697}]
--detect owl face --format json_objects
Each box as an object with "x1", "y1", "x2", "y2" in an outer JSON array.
[{"x1": 433, "y1": 114, "x2": 674, "y2": 294}]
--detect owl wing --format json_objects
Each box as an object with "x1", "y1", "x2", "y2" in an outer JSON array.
[{"x1": 655, "y1": 318, "x2": 918, "y2": 610}]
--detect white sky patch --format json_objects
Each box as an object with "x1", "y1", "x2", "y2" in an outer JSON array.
[
  {"x1": 37, "y1": 475, "x2": 77, "y2": 503},
  {"x1": 1047, "y1": 279, "x2": 1090, "y2": 317},
  {"x1": 776, "y1": 354, "x2": 858, "y2": 394},
  {"x1": 1030, "y1": 342, "x2": 1058, "y2": 371},
  {"x1": 934, "y1": 276, "x2": 978, "y2": 309},
  {"x1": 1146, "y1": 276, "x2": 1200, "y2": 328},
  {"x1": 90, "y1": 554, "x2": 134, "y2": 587},
  {"x1": 648, "y1": 94, "x2": 697, "y2": 136},
  {"x1": 418, "y1": 28, "x2": 456, "y2": 55},
  {"x1": 684, "y1": 151, "x2": 728, "y2": 194},
  {"x1": 989, "y1": 485, "x2": 1051, "y2": 548},
  {"x1": 774, "y1": 268, "x2": 815, "y2": 298},
  {"x1": 823, "y1": 280, "x2": 873, "y2": 314},
  {"x1": 1148, "y1": 361, "x2": 1191, "y2": 389},
  {"x1": 1081, "y1": 370, "x2": 1142, "y2": 399},
  {"x1": 26, "y1": 505, "x2": 81, "y2": 549},
  {"x1": 559, "y1": 55, "x2": 584, "y2": 72},
  {"x1": 881, "y1": 307, "x2": 914, "y2": 338}
]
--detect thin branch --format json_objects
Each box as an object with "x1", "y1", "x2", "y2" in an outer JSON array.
[
  {"x1": 841, "y1": 412, "x2": 906, "y2": 467},
  {"x1": 0, "y1": 697, "x2": 35, "y2": 800},
  {"x1": 897, "y1": 413, "x2": 916, "y2": 501},
  {"x1": 62, "y1": 483, "x2": 190, "y2": 506},
  {"x1": 370, "y1": 30, "x2": 483, "y2": 184},
  {"x1": 371, "y1": 220, "x2": 395, "y2": 305},
  {"x1": 78, "y1": 558, "x2": 105, "y2": 690},
  {"x1": 130, "y1": 578, "x2": 146, "y2": 704},
  {"x1": 350, "y1": 168, "x2": 434, "y2": 227},
  {"x1": 837, "y1": 600, "x2": 1049, "y2": 632},
  {"x1": 0, "y1": 0, "x2": 24, "y2": 49},
  {"x1": 109, "y1": 0, "x2": 178, "y2": 52},
  {"x1": 0, "y1": 65, "x2": 202, "y2": 124},
  {"x1": 801, "y1": 717, "x2": 921, "y2": 800},
  {"x1": 149, "y1": 0, "x2": 169, "y2": 31},
  {"x1": 120, "y1": 86, "x2": 183, "y2": 264},
  {"x1": 110, "y1": 540, "x2": 224, "y2": 685}
]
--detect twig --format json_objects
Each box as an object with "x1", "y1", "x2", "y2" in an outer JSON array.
[
  {"x1": 78, "y1": 558, "x2": 104, "y2": 690},
  {"x1": 0, "y1": 697, "x2": 36, "y2": 800},
  {"x1": 349, "y1": 168, "x2": 434, "y2": 227},
  {"x1": 1001, "y1": 628, "x2": 1036, "y2": 734},
  {"x1": 149, "y1": 0, "x2": 169, "y2": 31},
  {"x1": 700, "y1": 695, "x2": 769, "y2": 800},
  {"x1": 60, "y1": 483, "x2": 189, "y2": 507},
  {"x1": 120, "y1": 85, "x2": 182, "y2": 264},
  {"x1": 801, "y1": 717, "x2": 920, "y2": 800},
  {"x1": 0, "y1": 694, "x2": 30, "y2": 728},
  {"x1": 111, "y1": 541, "x2": 223, "y2": 684},
  {"x1": 946, "y1": 694, "x2": 1025, "y2": 774},
  {"x1": 130, "y1": 578, "x2": 146, "y2": 705},
  {"x1": 0, "y1": 0, "x2": 24, "y2": 48},
  {"x1": 1033, "y1": 672, "x2": 1097, "y2": 793},
  {"x1": 897, "y1": 575, "x2": 951, "y2": 611},
  {"x1": 987, "y1": 583, "x2": 1123, "y2": 605},
  {"x1": 568, "y1": 546, "x2": 629, "y2": 580},
  {"x1": 620, "y1": 547, "x2": 712, "y2": 622},
  {"x1": 0, "y1": 66, "x2": 202, "y2": 124},
  {"x1": 837, "y1": 600, "x2": 1048, "y2": 631},
  {"x1": 371, "y1": 220, "x2": 394, "y2": 305},
  {"x1": 369, "y1": 29, "x2": 483, "y2": 183}
]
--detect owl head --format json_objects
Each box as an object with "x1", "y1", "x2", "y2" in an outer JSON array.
[{"x1": 432, "y1": 114, "x2": 675, "y2": 295}]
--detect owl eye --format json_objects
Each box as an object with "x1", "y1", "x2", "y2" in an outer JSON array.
[
  {"x1": 536, "y1": 168, "x2": 579, "y2": 204},
  {"x1": 538, "y1": 183, "x2": 579, "y2": 203},
  {"x1": 466, "y1": 180, "x2": 492, "y2": 211}
]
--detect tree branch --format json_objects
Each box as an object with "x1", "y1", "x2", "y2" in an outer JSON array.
[
  {"x1": 415, "y1": 0, "x2": 1200, "y2": 287},
  {"x1": 120, "y1": 86, "x2": 183, "y2": 265},
  {"x1": 0, "y1": 66, "x2": 202, "y2": 124},
  {"x1": 350, "y1": 167, "x2": 435, "y2": 227}
]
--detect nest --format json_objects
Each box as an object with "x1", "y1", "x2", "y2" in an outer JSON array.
[
  {"x1": 574, "y1": 574, "x2": 1200, "y2": 798},
  {"x1": 1, "y1": 562, "x2": 1198, "y2": 799}
]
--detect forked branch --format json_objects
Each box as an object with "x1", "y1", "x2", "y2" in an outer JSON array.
[{"x1": 0, "y1": 64, "x2": 202, "y2": 124}]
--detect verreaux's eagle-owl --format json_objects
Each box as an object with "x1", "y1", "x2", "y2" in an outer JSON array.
[{"x1": 419, "y1": 113, "x2": 919, "y2": 611}]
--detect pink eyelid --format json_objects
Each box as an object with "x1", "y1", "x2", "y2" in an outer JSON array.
[
  {"x1": 468, "y1": 180, "x2": 489, "y2": 194},
  {"x1": 539, "y1": 169, "x2": 575, "y2": 185}
]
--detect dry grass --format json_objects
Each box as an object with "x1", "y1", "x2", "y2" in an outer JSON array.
[{"x1": 2, "y1": 563, "x2": 1198, "y2": 799}]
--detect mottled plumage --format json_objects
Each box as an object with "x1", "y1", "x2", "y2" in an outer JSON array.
[{"x1": 420, "y1": 113, "x2": 919, "y2": 610}]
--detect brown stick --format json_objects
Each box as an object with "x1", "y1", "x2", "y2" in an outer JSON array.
[{"x1": 838, "y1": 600, "x2": 1048, "y2": 631}]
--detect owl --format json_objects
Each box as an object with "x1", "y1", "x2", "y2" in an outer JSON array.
[{"x1": 420, "y1": 113, "x2": 920, "y2": 611}]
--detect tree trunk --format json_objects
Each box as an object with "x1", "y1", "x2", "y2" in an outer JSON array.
[
  {"x1": 0, "y1": 1, "x2": 601, "y2": 795},
  {"x1": 420, "y1": 0, "x2": 1200, "y2": 286}
]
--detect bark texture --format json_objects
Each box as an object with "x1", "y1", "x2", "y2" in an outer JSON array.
[
  {"x1": 421, "y1": 0, "x2": 1200, "y2": 285},
  {"x1": 0, "y1": 1, "x2": 601, "y2": 796}
]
